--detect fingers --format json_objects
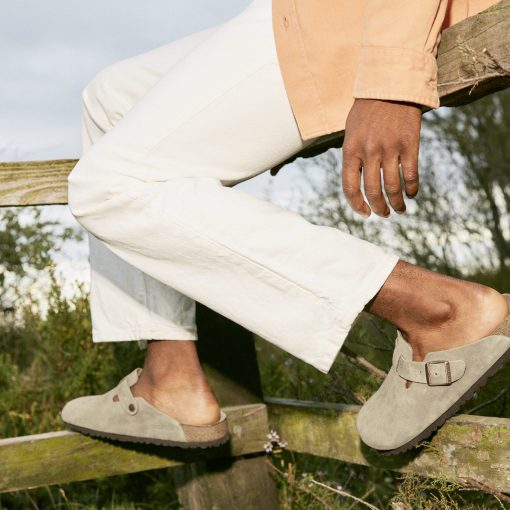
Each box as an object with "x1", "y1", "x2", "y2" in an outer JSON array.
[
  {"x1": 382, "y1": 155, "x2": 406, "y2": 214},
  {"x1": 400, "y1": 144, "x2": 420, "y2": 198},
  {"x1": 343, "y1": 150, "x2": 409, "y2": 218},
  {"x1": 270, "y1": 163, "x2": 283, "y2": 176},
  {"x1": 363, "y1": 156, "x2": 390, "y2": 217},
  {"x1": 341, "y1": 98, "x2": 422, "y2": 218},
  {"x1": 342, "y1": 152, "x2": 371, "y2": 218}
]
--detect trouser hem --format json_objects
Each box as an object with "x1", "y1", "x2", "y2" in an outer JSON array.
[
  {"x1": 92, "y1": 327, "x2": 198, "y2": 342},
  {"x1": 313, "y1": 252, "x2": 400, "y2": 374}
]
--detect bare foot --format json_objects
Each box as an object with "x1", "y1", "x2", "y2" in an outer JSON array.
[
  {"x1": 131, "y1": 375, "x2": 221, "y2": 426},
  {"x1": 403, "y1": 286, "x2": 508, "y2": 361},
  {"x1": 129, "y1": 339, "x2": 221, "y2": 425},
  {"x1": 366, "y1": 260, "x2": 509, "y2": 361}
]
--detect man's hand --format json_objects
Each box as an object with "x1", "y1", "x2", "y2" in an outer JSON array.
[{"x1": 342, "y1": 98, "x2": 422, "y2": 218}]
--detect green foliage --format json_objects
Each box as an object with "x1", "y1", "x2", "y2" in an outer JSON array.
[
  {"x1": 0, "y1": 206, "x2": 83, "y2": 312},
  {"x1": 390, "y1": 473, "x2": 509, "y2": 510},
  {"x1": 0, "y1": 265, "x2": 183, "y2": 509}
]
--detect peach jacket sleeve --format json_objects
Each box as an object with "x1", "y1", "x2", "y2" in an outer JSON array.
[
  {"x1": 270, "y1": 0, "x2": 494, "y2": 140},
  {"x1": 353, "y1": 0, "x2": 450, "y2": 108}
]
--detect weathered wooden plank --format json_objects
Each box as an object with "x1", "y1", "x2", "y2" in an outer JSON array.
[
  {"x1": 173, "y1": 456, "x2": 277, "y2": 509},
  {"x1": 437, "y1": 0, "x2": 510, "y2": 106},
  {"x1": 0, "y1": 159, "x2": 76, "y2": 206},
  {"x1": 267, "y1": 398, "x2": 510, "y2": 493},
  {"x1": 3, "y1": 398, "x2": 510, "y2": 495},
  {"x1": 0, "y1": 403, "x2": 268, "y2": 493}
]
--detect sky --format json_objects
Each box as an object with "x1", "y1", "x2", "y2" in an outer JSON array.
[{"x1": 1, "y1": 0, "x2": 314, "y2": 306}]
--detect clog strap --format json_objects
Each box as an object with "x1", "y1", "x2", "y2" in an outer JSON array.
[
  {"x1": 114, "y1": 368, "x2": 142, "y2": 415},
  {"x1": 396, "y1": 355, "x2": 466, "y2": 386}
]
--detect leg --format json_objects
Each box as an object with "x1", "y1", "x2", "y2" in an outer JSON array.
[
  {"x1": 68, "y1": 0, "x2": 399, "y2": 376},
  {"x1": 82, "y1": 23, "x2": 222, "y2": 346},
  {"x1": 131, "y1": 340, "x2": 221, "y2": 424},
  {"x1": 367, "y1": 260, "x2": 508, "y2": 361},
  {"x1": 64, "y1": 0, "x2": 510, "y2": 453},
  {"x1": 80, "y1": 24, "x2": 228, "y2": 425},
  {"x1": 68, "y1": 0, "x2": 508, "y2": 374}
]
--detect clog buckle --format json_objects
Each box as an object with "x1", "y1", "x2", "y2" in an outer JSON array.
[{"x1": 425, "y1": 360, "x2": 452, "y2": 386}]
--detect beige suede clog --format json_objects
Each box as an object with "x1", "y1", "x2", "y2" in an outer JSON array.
[
  {"x1": 356, "y1": 294, "x2": 510, "y2": 455},
  {"x1": 61, "y1": 368, "x2": 229, "y2": 448}
]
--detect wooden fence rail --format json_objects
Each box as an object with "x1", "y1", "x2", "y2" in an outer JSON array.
[
  {"x1": 0, "y1": 404, "x2": 269, "y2": 493},
  {"x1": 2, "y1": 400, "x2": 510, "y2": 494},
  {"x1": 2, "y1": 1, "x2": 510, "y2": 507}
]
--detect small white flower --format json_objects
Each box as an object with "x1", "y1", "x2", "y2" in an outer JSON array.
[
  {"x1": 263, "y1": 429, "x2": 286, "y2": 453},
  {"x1": 263, "y1": 442, "x2": 273, "y2": 453},
  {"x1": 267, "y1": 430, "x2": 280, "y2": 441}
]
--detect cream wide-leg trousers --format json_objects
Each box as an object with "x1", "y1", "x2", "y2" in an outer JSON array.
[{"x1": 67, "y1": 0, "x2": 399, "y2": 373}]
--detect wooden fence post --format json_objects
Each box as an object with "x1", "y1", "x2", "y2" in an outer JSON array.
[{"x1": 172, "y1": 304, "x2": 280, "y2": 509}]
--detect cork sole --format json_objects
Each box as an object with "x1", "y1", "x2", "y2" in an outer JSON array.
[
  {"x1": 63, "y1": 421, "x2": 230, "y2": 448},
  {"x1": 375, "y1": 345, "x2": 510, "y2": 456}
]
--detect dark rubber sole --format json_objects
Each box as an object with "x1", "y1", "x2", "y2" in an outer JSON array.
[
  {"x1": 376, "y1": 345, "x2": 510, "y2": 456},
  {"x1": 63, "y1": 421, "x2": 230, "y2": 448}
]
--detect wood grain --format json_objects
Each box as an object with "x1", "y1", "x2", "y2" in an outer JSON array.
[{"x1": 0, "y1": 159, "x2": 76, "y2": 206}]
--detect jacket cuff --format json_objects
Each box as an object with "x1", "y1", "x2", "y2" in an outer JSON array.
[{"x1": 353, "y1": 46, "x2": 440, "y2": 109}]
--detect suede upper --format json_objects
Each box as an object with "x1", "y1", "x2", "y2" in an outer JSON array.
[
  {"x1": 62, "y1": 368, "x2": 188, "y2": 442},
  {"x1": 357, "y1": 295, "x2": 510, "y2": 451}
]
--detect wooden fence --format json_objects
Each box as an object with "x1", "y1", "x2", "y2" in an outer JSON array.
[{"x1": 1, "y1": 2, "x2": 510, "y2": 508}]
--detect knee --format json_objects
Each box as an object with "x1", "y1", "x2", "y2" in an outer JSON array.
[
  {"x1": 66, "y1": 156, "x2": 100, "y2": 229},
  {"x1": 67, "y1": 145, "x2": 138, "y2": 237},
  {"x1": 66, "y1": 150, "x2": 117, "y2": 233}
]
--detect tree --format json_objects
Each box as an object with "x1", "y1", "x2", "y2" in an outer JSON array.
[{"x1": 0, "y1": 206, "x2": 83, "y2": 315}]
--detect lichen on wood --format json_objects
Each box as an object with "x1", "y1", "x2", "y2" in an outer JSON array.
[{"x1": 267, "y1": 399, "x2": 510, "y2": 493}]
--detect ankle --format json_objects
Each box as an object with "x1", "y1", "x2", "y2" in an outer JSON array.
[
  {"x1": 131, "y1": 377, "x2": 221, "y2": 425},
  {"x1": 131, "y1": 340, "x2": 221, "y2": 424},
  {"x1": 403, "y1": 285, "x2": 508, "y2": 360},
  {"x1": 137, "y1": 365, "x2": 210, "y2": 390}
]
